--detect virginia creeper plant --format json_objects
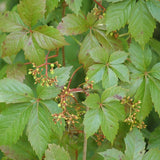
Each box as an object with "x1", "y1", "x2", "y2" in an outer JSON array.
[{"x1": 0, "y1": 0, "x2": 160, "y2": 159}]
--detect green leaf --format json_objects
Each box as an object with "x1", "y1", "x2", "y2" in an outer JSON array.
[
  {"x1": 125, "y1": 128, "x2": 145, "y2": 160},
  {"x1": 83, "y1": 94, "x2": 100, "y2": 109},
  {"x1": 111, "y1": 64, "x2": 129, "y2": 82},
  {"x1": 0, "y1": 78, "x2": 33, "y2": 104},
  {"x1": 105, "y1": 0, "x2": 135, "y2": 33},
  {"x1": 101, "y1": 107, "x2": 119, "y2": 143},
  {"x1": 128, "y1": 0, "x2": 156, "y2": 47},
  {"x1": 0, "y1": 12, "x2": 25, "y2": 32},
  {"x1": 135, "y1": 78, "x2": 152, "y2": 121},
  {"x1": 17, "y1": 0, "x2": 46, "y2": 27},
  {"x1": 53, "y1": 66, "x2": 72, "y2": 87},
  {"x1": 46, "y1": 0, "x2": 59, "y2": 15},
  {"x1": 150, "y1": 63, "x2": 160, "y2": 80},
  {"x1": 66, "y1": 0, "x2": 83, "y2": 15},
  {"x1": 129, "y1": 41, "x2": 152, "y2": 72},
  {"x1": 27, "y1": 104, "x2": 52, "y2": 159},
  {"x1": 33, "y1": 25, "x2": 68, "y2": 51},
  {"x1": 0, "y1": 136, "x2": 38, "y2": 160},
  {"x1": 2, "y1": 32, "x2": 27, "y2": 57},
  {"x1": 143, "y1": 148, "x2": 160, "y2": 160},
  {"x1": 40, "y1": 100, "x2": 62, "y2": 114},
  {"x1": 101, "y1": 86, "x2": 126, "y2": 103},
  {"x1": 7, "y1": 64, "x2": 27, "y2": 82},
  {"x1": 45, "y1": 143, "x2": 71, "y2": 160},
  {"x1": 37, "y1": 85, "x2": 61, "y2": 100},
  {"x1": 148, "y1": 126, "x2": 160, "y2": 150},
  {"x1": 24, "y1": 35, "x2": 45, "y2": 65},
  {"x1": 0, "y1": 103, "x2": 32, "y2": 145},
  {"x1": 99, "y1": 148, "x2": 125, "y2": 160},
  {"x1": 149, "y1": 38, "x2": 160, "y2": 56},
  {"x1": 83, "y1": 109, "x2": 101, "y2": 138},
  {"x1": 149, "y1": 77, "x2": 160, "y2": 116},
  {"x1": 102, "y1": 68, "x2": 118, "y2": 89},
  {"x1": 57, "y1": 14, "x2": 89, "y2": 35},
  {"x1": 40, "y1": 100, "x2": 64, "y2": 138},
  {"x1": 89, "y1": 47, "x2": 109, "y2": 64},
  {"x1": 86, "y1": 64, "x2": 105, "y2": 83},
  {"x1": 109, "y1": 51, "x2": 128, "y2": 64},
  {"x1": 79, "y1": 32, "x2": 100, "y2": 68},
  {"x1": 146, "y1": 0, "x2": 160, "y2": 22}
]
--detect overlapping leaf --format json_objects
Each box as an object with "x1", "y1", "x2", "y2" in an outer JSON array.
[
  {"x1": 33, "y1": 25, "x2": 68, "y2": 51},
  {"x1": 105, "y1": 0, "x2": 135, "y2": 33},
  {"x1": 0, "y1": 103, "x2": 32, "y2": 145},
  {"x1": 0, "y1": 12, "x2": 25, "y2": 32},
  {"x1": 128, "y1": 0, "x2": 156, "y2": 47},
  {"x1": 17, "y1": 0, "x2": 46, "y2": 27},
  {"x1": 147, "y1": 0, "x2": 160, "y2": 22},
  {"x1": 57, "y1": 14, "x2": 89, "y2": 35},
  {"x1": 45, "y1": 143, "x2": 71, "y2": 160},
  {"x1": 27, "y1": 104, "x2": 52, "y2": 159},
  {"x1": 66, "y1": 0, "x2": 83, "y2": 15},
  {"x1": 0, "y1": 78, "x2": 33, "y2": 103}
]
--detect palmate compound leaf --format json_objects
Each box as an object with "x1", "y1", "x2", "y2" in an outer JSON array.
[
  {"x1": 27, "y1": 103, "x2": 52, "y2": 159},
  {"x1": 57, "y1": 14, "x2": 89, "y2": 36},
  {"x1": 105, "y1": 0, "x2": 135, "y2": 33},
  {"x1": 65, "y1": 0, "x2": 83, "y2": 15},
  {"x1": 83, "y1": 89, "x2": 125, "y2": 143},
  {"x1": 17, "y1": 0, "x2": 46, "y2": 27},
  {"x1": 0, "y1": 103, "x2": 32, "y2": 145},
  {"x1": 2, "y1": 31, "x2": 27, "y2": 57},
  {"x1": 0, "y1": 11, "x2": 25, "y2": 32},
  {"x1": 134, "y1": 78, "x2": 152, "y2": 122},
  {"x1": 146, "y1": 0, "x2": 160, "y2": 23},
  {"x1": 128, "y1": 0, "x2": 156, "y2": 48},
  {"x1": 24, "y1": 35, "x2": 45, "y2": 65},
  {"x1": 33, "y1": 25, "x2": 68, "y2": 51},
  {"x1": 124, "y1": 128, "x2": 145, "y2": 160},
  {"x1": 0, "y1": 78, "x2": 33, "y2": 104},
  {"x1": 45, "y1": 143, "x2": 71, "y2": 160},
  {"x1": 149, "y1": 76, "x2": 160, "y2": 116}
]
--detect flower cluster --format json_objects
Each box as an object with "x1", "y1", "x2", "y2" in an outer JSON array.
[
  {"x1": 94, "y1": 130, "x2": 105, "y2": 146},
  {"x1": 28, "y1": 62, "x2": 61, "y2": 87},
  {"x1": 121, "y1": 96, "x2": 147, "y2": 130}
]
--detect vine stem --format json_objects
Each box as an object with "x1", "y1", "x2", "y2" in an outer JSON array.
[
  {"x1": 67, "y1": 65, "x2": 83, "y2": 90},
  {"x1": 93, "y1": 0, "x2": 106, "y2": 11},
  {"x1": 83, "y1": 107, "x2": 89, "y2": 160}
]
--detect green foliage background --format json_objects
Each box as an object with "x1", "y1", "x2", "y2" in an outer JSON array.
[{"x1": 0, "y1": 0, "x2": 160, "y2": 159}]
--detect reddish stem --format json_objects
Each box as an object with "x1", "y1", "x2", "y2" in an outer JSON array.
[
  {"x1": 48, "y1": 48, "x2": 59, "y2": 59},
  {"x1": 24, "y1": 62, "x2": 32, "y2": 65},
  {"x1": 67, "y1": 65, "x2": 83, "y2": 90},
  {"x1": 93, "y1": 0, "x2": 106, "y2": 11},
  {"x1": 75, "y1": 150, "x2": 78, "y2": 160},
  {"x1": 45, "y1": 51, "x2": 50, "y2": 77}
]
